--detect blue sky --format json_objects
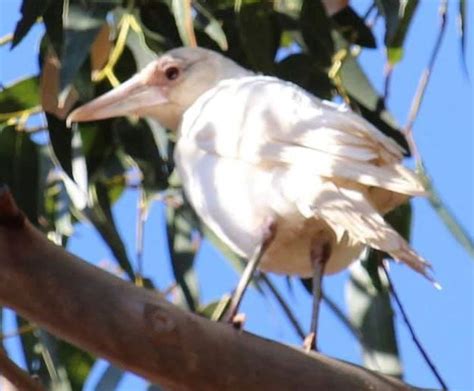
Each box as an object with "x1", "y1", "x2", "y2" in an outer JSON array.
[{"x1": 1, "y1": 0, "x2": 473, "y2": 390}]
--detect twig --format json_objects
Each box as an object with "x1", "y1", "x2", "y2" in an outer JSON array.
[
  {"x1": 383, "y1": 63, "x2": 394, "y2": 102},
  {"x1": 420, "y1": 163, "x2": 474, "y2": 258},
  {"x1": 135, "y1": 188, "x2": 147, "y2": 285},
  {"x1": 0, "y1": 33, "x2": 13, "y2": 46},
  {"x1": 0, "y1": 323, "x2": 36, "y2": 340},
  {"x1": 381, "y1": 264, "x2": 448, "y2": 390},
  {"x1": 402, "y1": 0, "x2": 474, "y2": 259},
  {"x1": 404, "y1": 0, "x2": 448, "y2": 162},
  {"x1": 15, "y1": 125, "x2": 49, "y2": 134},
  {"x1": 0, "y1": 348, "x2": 45, "y2": 391},
  {"x1": 258, "y1": 273, "x2": 306, "y2": 340}
]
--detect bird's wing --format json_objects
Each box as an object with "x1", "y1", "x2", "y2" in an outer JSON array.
[
  {"x1": 254, "y1": 79, "x2": 425, "y2": 196},
  {"x1": 295, "y1": 178, "x2": 434, "y2": 281},
  {"x1": 182, "y1": 76, "x2": 425, "y2": 196}
]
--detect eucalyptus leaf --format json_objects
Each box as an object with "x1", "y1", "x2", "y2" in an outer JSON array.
[
  {"x1": 300, "y1": 0, "x2": 334, "y2": 67},
  {"x1": 171, "y1": 0, "x2": 197, "y2": 47},
  {"x1": 276, "y1": 53, "x2": 333, "y2": 99},
  {"x1": 166, "y1": 201, "x2": 200, "y2": 311},
  {"x1": 43, "y1": 0, "x2": 64, "y2": 57},
  {"x1": 339, "y1": 52, "x2": 410, "y2": 152},
  {"x1": 113, "y1": 118, "x2": 169, "y2": 191},
  {"x1": 238, "y1": 2, "x2": 279, "y2": 73},
  {"x1": 46, "y1": 113, "x2": 73, "y2": 177},
  {"x1": 458, "y1": 0, "x2": 469, "y2": 77},
  {"x1": 346, "y1": 259, "x2": 402, "y2": 377},
  {"x1": 0, "y1": 126, "x2": 40, "y2": 224},
  {"x1": 0, "y1": 77, "x2": 40, "y2": 117},
  {"x1": 376, "y1": 0, "x2": 419, "y2": 64},
  {"x1": 12, "y1": 0, "x2": 50, "y2": 49},
  {"x1": 61, "y1": 3, "x2": 110, "y2": 91},
  {"x1": 194, "y1": 1, "x2": 228, "y2": 51},
  {"x1": 94, "y1": 364, "x2": 124, "y2": 391},
  {"x1": 332, "y1": 6, "x2": 376, "y2": 48},
  {"x1": 87, "y1": 181, "x2": 135, "y2": 280}
]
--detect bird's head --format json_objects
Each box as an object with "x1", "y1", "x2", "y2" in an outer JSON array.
[{"x1": 67, "y1": 47, "x2": 251, "y2": 130}]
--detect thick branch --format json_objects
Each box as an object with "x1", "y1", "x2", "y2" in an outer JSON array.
[{"x1": 0, "y1": 189, "x2": 417, "y2": 390}]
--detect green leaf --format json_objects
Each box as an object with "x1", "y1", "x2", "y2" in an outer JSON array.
[
  {"x1": 346, "y1": 259, "x2": 403, "y2": 377},
  {"x1": 57, "y1": 341, "x2": 95, "y2": 391},
  {"x1": 0, "y1": 126, "x2": 40, "y2": 224},
  {"x1": 458, "y1": 0, "x2": 469, "y2": 77},
  {"x1": 376, "y1": 0, "x2": 419, "y2": 64},
  {"x1": 238, "y1": 2, "x2": 279, "y2": 73},
  {"x1": 60, "y1": 3, "x2": 110, "y2": 91},
  {"x1": 198, "y1": 295, "x2": 231, "y2": 320},
  {"x1": 46, "y1": 113, "x2": 73, "y2": 177},
  {"x1": 94, "y1": 364, "x2": 124, "y2": 391},
  {"x1": 276, "y1": 53, "x2": 333, "y2": 99},
  {"x1": 12, "y1": 0, "x2": 50, "y2": 48},
  {"x1": 0, "y1": 77, "x2": 40, "y2": 117},
  {"x1": 138, "y1": 1, "x2": 181, "y2": 50},
  {"x1": 300, "y1": 0, "x2": 334, "y2": 67},
  {"x1": 331, "y1": 6, "x2": 376, "y2": 48},
  {"x1": 375, "y1": 0, "x2": 400, "y2": 44},
  {"x1": 43, "y1": 0, "x2": 64, "y2": 57},
  {"x1": 338, "y1": 52, "x2": 410, "y2": 152},
  {"x1": 113, "y1": 118, "x2": 169, "y2": 191},
  {"x1": 166, "y1": 201, "x2": 200, "y2": 311},
  {"x1": 87, "y1": 181, "x2": 136, "y2": 280},
  {"x1": 385, "y1": 202, "x2": 412, "y2": 241},
  {"x1": 171, "y1": 0, "x2": 197, "y2": 46},
  {"x1": 194, "y1": 1, "x2": 228, "y2": 51},
  {"x1": 125, "y1": 14, "x2": 158, "y2": 71},
  {"x1": 387, "y1": 47, "x2": 403, "y2": 64}
]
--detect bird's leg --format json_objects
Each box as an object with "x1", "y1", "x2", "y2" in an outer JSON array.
[
  {"x1": 303, "y1": 241, "x2": 331, "y2": 352},
  {"x1": 222, "y1": 219, "x2": 277, "y2": 325}
]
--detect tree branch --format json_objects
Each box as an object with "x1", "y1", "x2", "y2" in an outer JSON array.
[{"x1": 0, "y1": 188, "x2": 418, "y2": 390}]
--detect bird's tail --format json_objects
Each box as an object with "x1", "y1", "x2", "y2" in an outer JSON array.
[{"x1": 299, "y1": 180, "x2": 437, "y2": 285}]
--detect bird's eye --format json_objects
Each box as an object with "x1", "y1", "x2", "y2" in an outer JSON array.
[{"x1": 165, "y1": 66, "x2": 180, "y2": 81}]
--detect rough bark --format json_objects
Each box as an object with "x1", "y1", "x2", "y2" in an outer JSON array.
[{"x1": 0, "y1": 189, "x2": 418, "y2": 391}]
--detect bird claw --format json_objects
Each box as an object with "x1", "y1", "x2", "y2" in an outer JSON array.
[
  {"x1": 230, "y1": 313, "x2": 246, "y2": 330},
  {"x1": 303, "y1": 332, "x2": 316, "y2": 353}
]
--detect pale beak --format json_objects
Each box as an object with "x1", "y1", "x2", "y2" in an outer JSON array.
[{"x1": 66, "y1": 72, "x2": 168, "y2": 126}]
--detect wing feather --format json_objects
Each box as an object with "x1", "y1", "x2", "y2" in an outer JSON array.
[{"x1": 298, "y1": 180, "x2": 433, "y2": 280}]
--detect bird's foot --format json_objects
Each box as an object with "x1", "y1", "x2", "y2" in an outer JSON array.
[
  {"x1": 303, "y1": 332, "x2": 316, "y2": 353},
  {"x1": 230, "y1": 313, "x2": 246, "y2": 330}
]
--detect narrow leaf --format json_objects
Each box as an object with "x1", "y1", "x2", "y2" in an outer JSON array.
[
  {"x1": 171, "y1": 0, "x2": 197, "y2": 47},
  {"x1": 94, "y1": 364, "x2": 124, "y2": 391},
  {"x1": 43, "y1": 0, "x2": 64, "y2": 57},
  {"x1": 61, "y1": 3, "x2": 110, "y2": 91},
  {"x1": 0, "y1": 126, "x2": 40, "y2": 224},
  {"x1": 346, "y1": 259, "x2": 403, "y2": 377},
  {"x1": 87, "y1": 181, "x2": 136, "y2": 280},
  {"x1": 194, "y1": 1, "x2": 228, "y2": 50},
  {"x1": 12, "y1": 0, "x2": 50, "y2": 48},
  {"x1": 166, "y1": 201, "x2": 200, "y2": 311},
  {"x1": 458, "y1": 0, "x2": 469, "y2": 78},
  {"x1": 300, "y1": 0, "x2": 334, "y2": 67},
  {"x1": 238, "y1": 2, "x2": 279, "y2": 73},
  {"x1": 0, "y1": 77, "x2": 40, "y2": 117},
  {"x1": 331, "y1": 6, "x2": 376, "y2": 48}
]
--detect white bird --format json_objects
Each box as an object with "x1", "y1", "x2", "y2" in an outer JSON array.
[{"x1": 68, "y1": 47, "x2": 434, "y2": 350}]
